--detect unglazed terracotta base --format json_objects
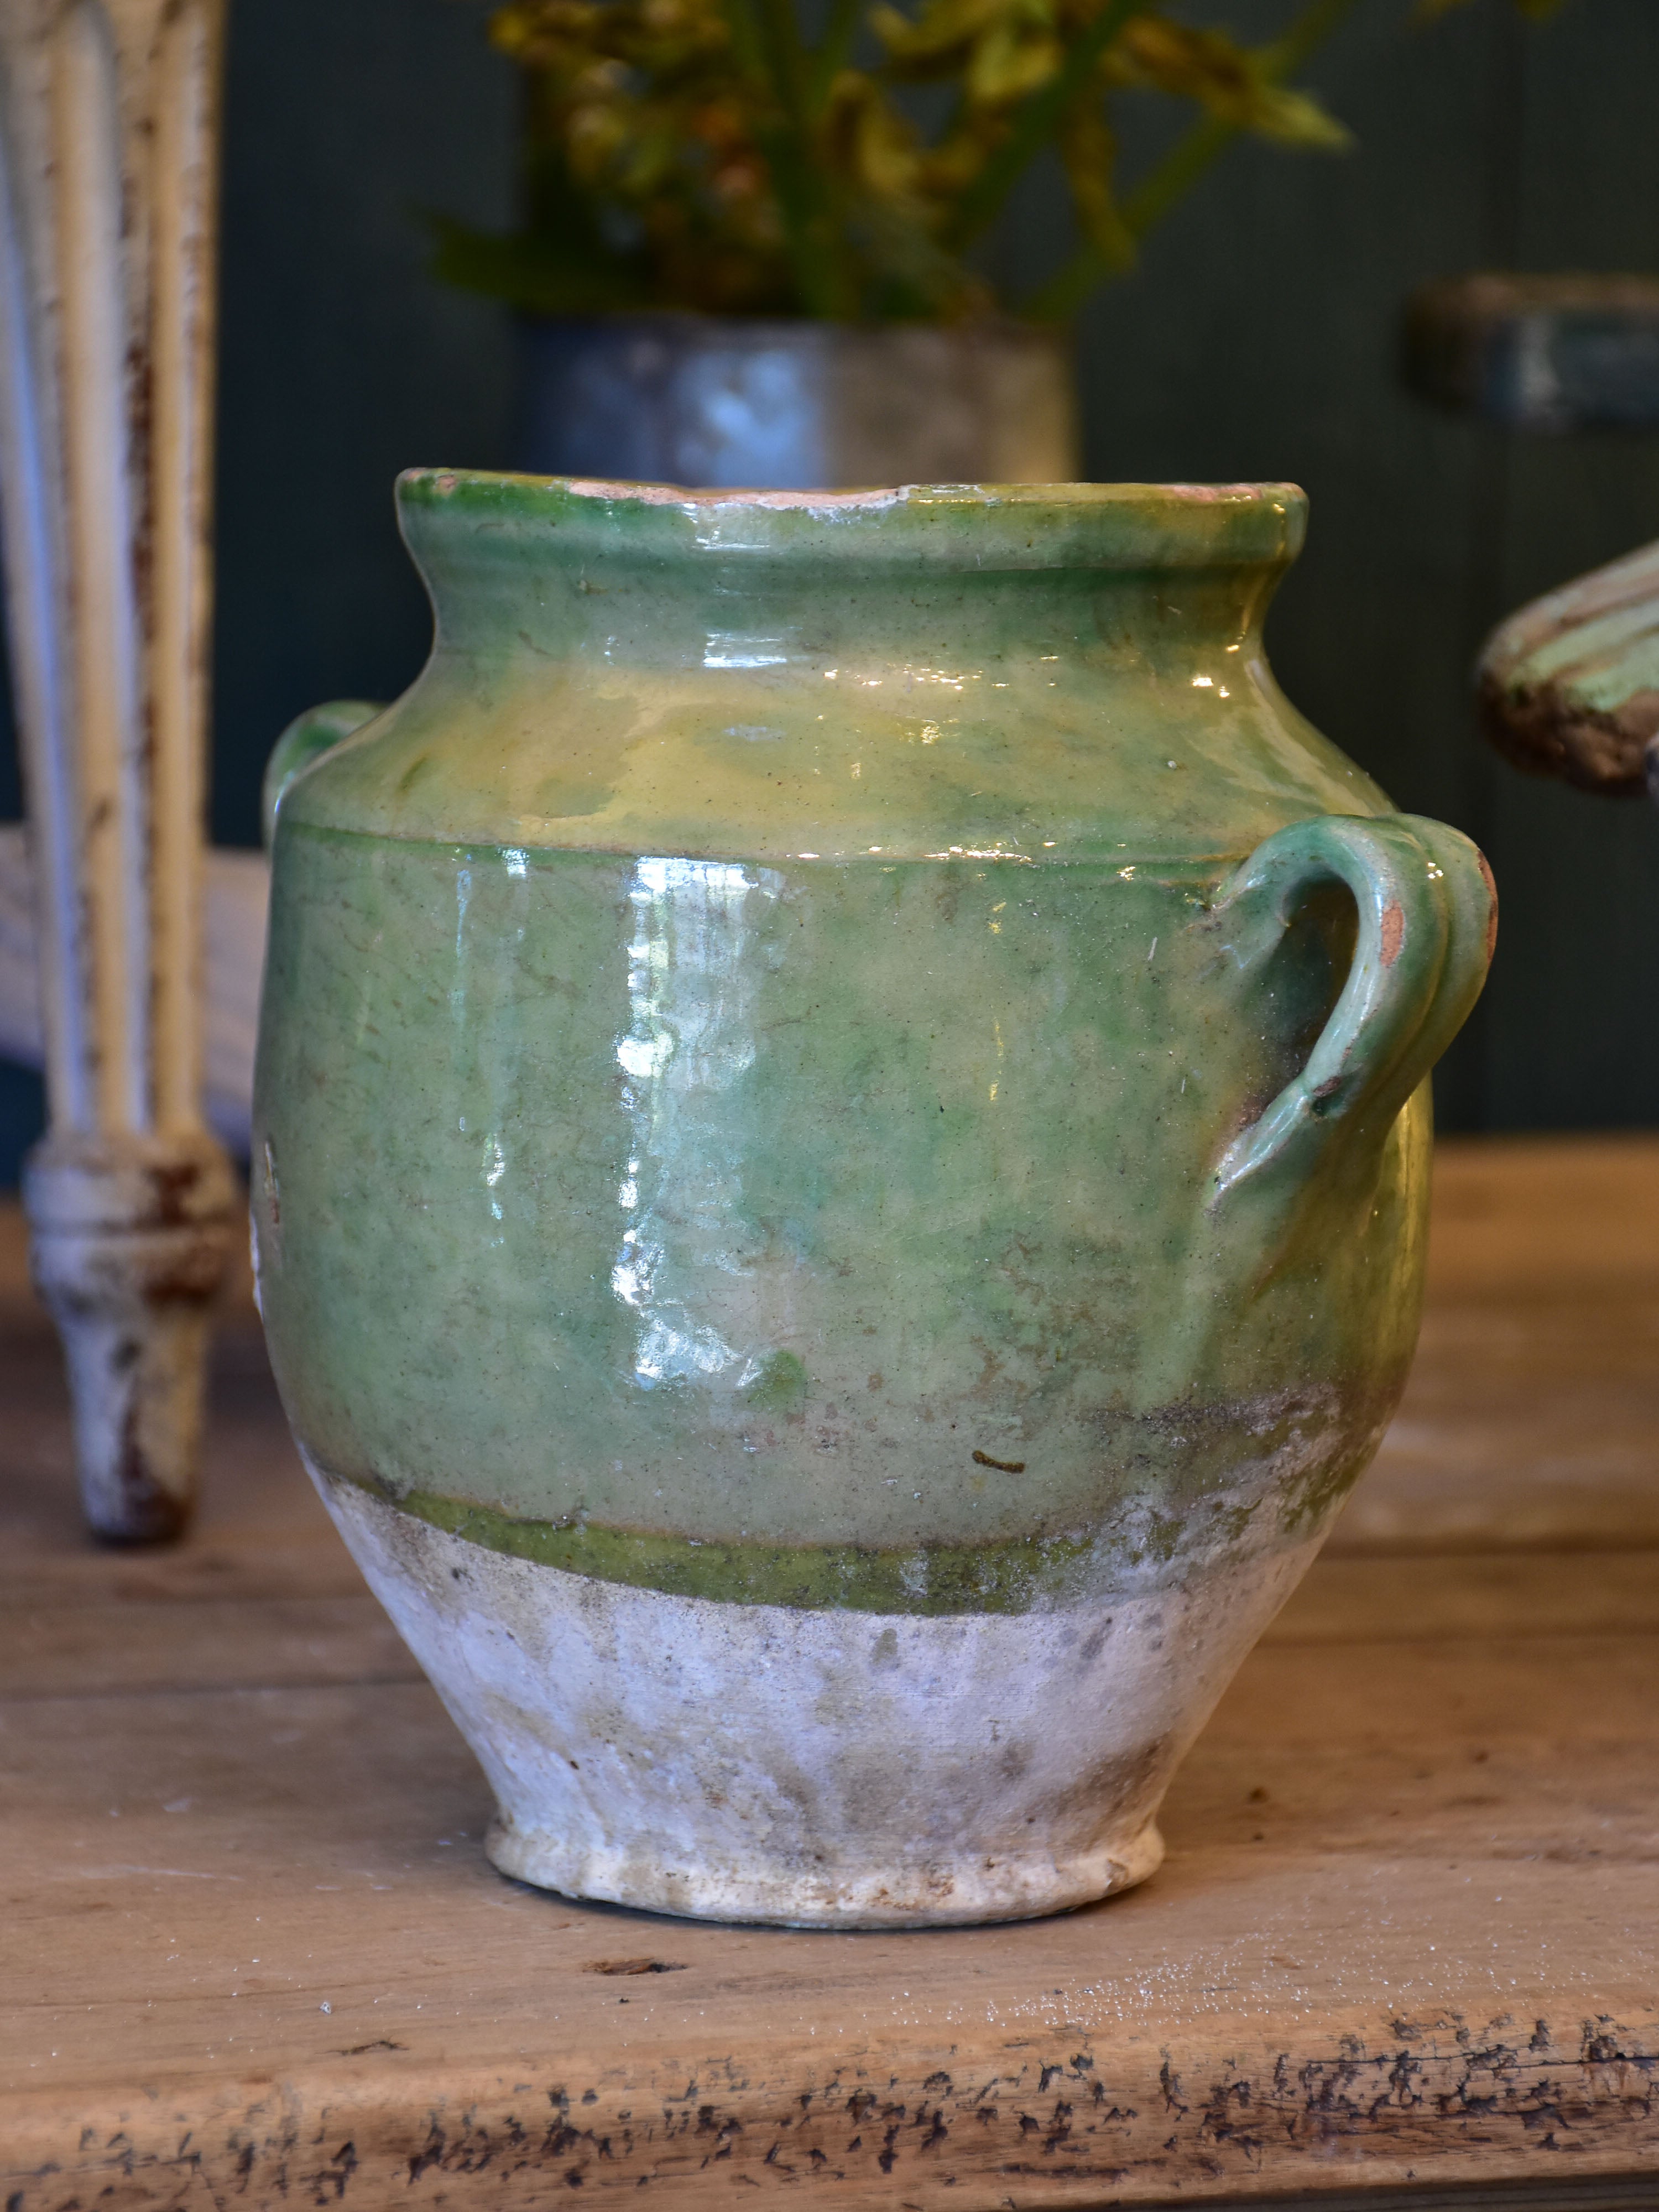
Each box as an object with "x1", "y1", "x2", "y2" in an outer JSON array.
[{"x1": 316, "y1": 1468, "x2": 1319, "y2": 1928}]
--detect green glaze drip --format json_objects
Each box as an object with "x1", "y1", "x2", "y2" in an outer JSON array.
[
  {"x1": 384, "y1": 1479, "x2": 1104, "y2": 1613},
  {"x1": 337, "y1": 1422, "x2": 1378, "y2": 1615},
  {"x1": 317, "y1": 1369, "x2": 1396, "y2": 1615}
]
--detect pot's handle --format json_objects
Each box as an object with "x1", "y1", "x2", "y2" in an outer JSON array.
[
  {"x1": 261, "y1": 699, "x2": 384, "y2": 847},
  {"x1": 1209, "y1": 813, "x2": 1496, "y2": 1209}
]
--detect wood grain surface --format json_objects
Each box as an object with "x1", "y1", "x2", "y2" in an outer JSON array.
[{"x1": 2, "y1": 1138, "x2": 1657, "y2": 2210}]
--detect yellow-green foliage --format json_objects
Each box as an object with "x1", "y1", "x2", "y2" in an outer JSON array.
[{"x1": 432, "y1": 0, "x2": 1568, "y2": 322}]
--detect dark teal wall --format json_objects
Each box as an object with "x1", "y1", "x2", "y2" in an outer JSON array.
[
  {"x1": 1, "y1": 0, "x2": 1655, "y2": 1178},
  {"x1": 209, "y1": 0, "x2": 518, "y2": 839}
]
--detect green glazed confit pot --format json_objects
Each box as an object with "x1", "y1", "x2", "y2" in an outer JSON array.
[{"x1": 253, "y1": 472, "x2": 1495, "y2": 1928}]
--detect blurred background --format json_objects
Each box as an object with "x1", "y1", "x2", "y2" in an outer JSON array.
[{"x1": 0, "y1": 0, "x2": 1653, "y2": 1177}]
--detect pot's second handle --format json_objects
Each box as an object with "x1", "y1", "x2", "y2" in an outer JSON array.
[
  {"x1": 1209, "y1": 813, "x2": 1496, "y2": 1208},
  {"x1": 261, "y1": 699, "x2": 384, "y2": 847}
]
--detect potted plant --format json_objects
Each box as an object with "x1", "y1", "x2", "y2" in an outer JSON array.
[{"x1": 433, "y1": 0, "x2": 1562, "y2": 487}]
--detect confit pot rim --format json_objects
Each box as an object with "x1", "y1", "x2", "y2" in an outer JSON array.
[{"x1": 396, "y1": 468, "x2": 1308, "y2": 573}]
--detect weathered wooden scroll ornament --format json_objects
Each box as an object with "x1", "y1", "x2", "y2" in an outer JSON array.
[
  {"x1": 0, "y1": 0, "x2": 234, "y2": 1542},
  {"x1": 1477, "y1": 537, "x2": 1659, "y2": 803}
]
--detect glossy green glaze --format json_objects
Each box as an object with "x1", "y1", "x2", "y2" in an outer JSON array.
[{"x1": 253, "y1": 474, "x2": 1494, "y2": 1615}]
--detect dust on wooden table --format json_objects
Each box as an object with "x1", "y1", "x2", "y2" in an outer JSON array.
[{"x1": 1, "y1": 1136, "x2": 1656, "y2": 2210}]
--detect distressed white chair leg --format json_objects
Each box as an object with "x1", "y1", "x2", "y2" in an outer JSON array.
[{"x1": 0, "y1": 0, "x2": 234, "y2": 1542}]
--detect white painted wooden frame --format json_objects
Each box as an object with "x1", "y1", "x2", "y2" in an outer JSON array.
[{"x1": 0, "y1": 0, "x2": 234, "y2": 1541}]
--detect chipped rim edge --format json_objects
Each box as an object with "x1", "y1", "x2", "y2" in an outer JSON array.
[{"x1": 395, "y1": 469, "x2": 1309, "y2": 571}]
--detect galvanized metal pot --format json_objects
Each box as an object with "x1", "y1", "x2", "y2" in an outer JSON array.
[
  {"x1": 255, "y1": 474, "x2": 1494, "y2": 1928},
  {"x1": 515, "y1": 313, "x2": 1079, "y2": 487}
]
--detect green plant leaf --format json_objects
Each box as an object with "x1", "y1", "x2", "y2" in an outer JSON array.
[
  {"x1": 1106, "y1": 15, "x2": 1352, "y2": 150},
  {"x1": 1056, "y1": 99, "x2": 1135, "y2": 269},
  {"x1": 426, "y1": 211, "x2": 653, "y2": 315},
  {"x1": 443, "y1": 0, "x2": 1589, "y2": 327}
]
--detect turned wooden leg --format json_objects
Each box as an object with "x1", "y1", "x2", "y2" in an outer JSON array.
[{"x1": 0, "y1": 0, "x2": 234, "y2": 1542}]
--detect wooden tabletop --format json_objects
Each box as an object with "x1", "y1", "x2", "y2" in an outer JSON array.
[{"x1": 3, "y1": 1137, "x2": 1657, "y2": 2211}]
